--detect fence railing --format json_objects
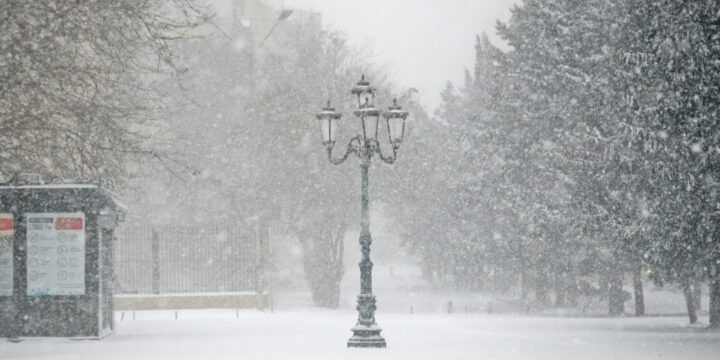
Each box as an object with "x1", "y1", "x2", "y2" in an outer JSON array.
[{"x1": 113, "y1": 222, "x2": 264, "y2": 295}]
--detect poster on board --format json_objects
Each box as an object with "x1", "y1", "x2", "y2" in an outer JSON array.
[
  {"x1": 0, "y1": 214, "x2": 12, "y2": 296},
  {"x1": 26, "y1": 213, "x2": 86, "y2": 296}
]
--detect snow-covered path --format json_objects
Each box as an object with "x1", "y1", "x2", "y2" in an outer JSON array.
[{"x1": 2, "y1": 309, "x2": 719, "y2": 360}]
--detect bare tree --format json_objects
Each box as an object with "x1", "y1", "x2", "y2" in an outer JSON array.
[{"x1": 0, "y1": 0, "x2": 208, "y2": 181}]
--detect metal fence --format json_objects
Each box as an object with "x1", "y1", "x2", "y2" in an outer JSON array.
[{"x1": 113, "y1": 223, "x2": 264, "y2": 294}]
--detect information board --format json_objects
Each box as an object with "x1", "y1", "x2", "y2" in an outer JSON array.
[
  {"x1": 0, "y1": 214, "x2": 13, "y2": 296},
  {"x1": 26, "y1": 213, "x2": 86, "y2": 296}
]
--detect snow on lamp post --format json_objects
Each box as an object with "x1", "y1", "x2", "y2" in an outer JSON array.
[{"x1": 316, "y1": 75, "x2": 408, "y2": 348}]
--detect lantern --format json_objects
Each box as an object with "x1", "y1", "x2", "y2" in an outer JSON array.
[
  {"x1": 316, "y1": 101, "x2": 342, "y2": 146},
  {"x1": 351, "y1": 75, "x2": 381, "y2": 141},
  {"x1": 383, "y1": 99, "x2": 408, "y2": 146}
]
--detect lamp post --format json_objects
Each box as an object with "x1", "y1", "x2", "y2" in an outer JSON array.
[
  {"x1": 316, "y1": 75, "x2": 408, "y2": 348},
  {"x1": 258, "y1": 9, "x2": 293, "y2": 48},
  {"x1": 248, "y1": 9, "x2": 293, "y2": 96}
]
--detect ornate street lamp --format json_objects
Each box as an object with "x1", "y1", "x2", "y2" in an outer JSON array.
[{"x1": 316, "y1": 75, "x2": 408, "y2": 348}]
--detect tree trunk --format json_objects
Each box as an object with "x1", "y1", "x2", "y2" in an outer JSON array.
[
  {"x1": 608, "y1": 268, "x2": 624, "y2": 316},
  {"x1": 566, "y1": 276, "x2": 578, "y2": 307},
  {"x1": 710, "y1": 274, "x2": 720, "y2": 328},
  {"x1": 681, "y1": 277, "x2": 697, "y2": 324},
  {"x1": 554, "y1": 270, "x2": 566, "y2": 307},
  {"x1": 517, "y1": 239, "x2": 528, "y2": 300},
  {"x1": 632, "y1": 265, "x2": 644, "y2": 316},
  {"x1": 598, "y1": 276, "x2": 609, "y2": 301},
  {"x1": 302, "y1": 222, "x2": 346, "y2": 308},
  {"x1": 421, "y1": 254, "x2": 434, "y2": 283},
  {"x1": 535, "y1": 271, "x2": 549, "y2": 305},
  {"x1": 692, "y1": 279, "x2": 702, "y2": 311}
]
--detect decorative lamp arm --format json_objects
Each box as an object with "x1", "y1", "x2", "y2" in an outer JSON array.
[
  {"x1": 327, "y1": 136, "x2": 362, "y2": 165},
  {"x1": 372, "y1": 139, "x2": 399, "y2": 164}
]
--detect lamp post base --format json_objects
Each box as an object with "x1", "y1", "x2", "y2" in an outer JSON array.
[{"x1": 348, "y1": 325, "x2": 386, "y2": 348}]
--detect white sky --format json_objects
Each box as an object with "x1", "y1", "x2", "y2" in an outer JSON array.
[{"x1": 283, "y1": 0, "x2": 519, "y2": 113}]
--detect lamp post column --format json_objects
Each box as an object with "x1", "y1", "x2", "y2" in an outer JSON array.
[
  {"x1": 348, "y1": 144, "x2": 386, "y2": 348},
  {"x1": 359, "y1": 155, "x2": 372, "y2": 297},
  {"x1": 316, "y1": 76, "x2": 407, "y2": 349}
]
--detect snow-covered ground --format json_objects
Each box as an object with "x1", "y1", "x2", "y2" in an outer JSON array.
[
  {"x1": 3, "y1": 262, "x2": 718, "y2": 359},
  {"x1": 1, "y1": 309, "x2": 719, "y2": 360}
]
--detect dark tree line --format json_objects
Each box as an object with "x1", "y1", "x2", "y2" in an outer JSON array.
[{"x1": 402, "y1": 0, "x2": 720, "y2": 326}]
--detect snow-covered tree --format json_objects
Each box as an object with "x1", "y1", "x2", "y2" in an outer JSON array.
[{"x1": 424, "y1": 0, "x2": 720, "y2": 326}]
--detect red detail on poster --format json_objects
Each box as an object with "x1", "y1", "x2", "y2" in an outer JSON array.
[
  {"x1": 0, "y1": 217, "x2": 12, "y2": 231},
  {"x1": 55, "y1": 217, "x2": 83, "y2": 230}
]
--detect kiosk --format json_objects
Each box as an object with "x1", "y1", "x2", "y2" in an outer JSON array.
[{"x1": 0, "y1": 174, "x2": 123, "y2": 338}]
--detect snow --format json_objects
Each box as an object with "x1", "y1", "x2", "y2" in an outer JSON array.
[
  {"x1": 1, "y1": 309, "x2": 718, "y2": 360},
  {"x1": 0, "y1": 182, "x2": 125, "y2": 205},
  {"x1": 2, "y1": 264, "x2": 718, "y2": 360},
  {"x1": 339, "y1": 264, "x2": 712, "y2": 317},
  {"x1": 0, "y1": 184, "x2": 99, "y2": 190},
  {"x1": 116, "y1": 291, "x2": 258, "y2": 298},
  {"x1": 3, "y1": 1, "x2": 720, "y2": 358}
]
